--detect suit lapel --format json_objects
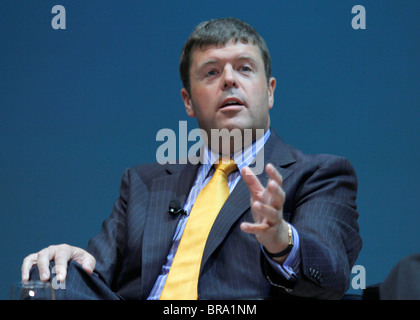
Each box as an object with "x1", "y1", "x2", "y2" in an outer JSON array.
[
  {"x1": 200, "y1": 178, "x2": 250, "y2": 270},
  {"x1": 140, "y1": 131, "x2": 296, "y2": 293},
  {"x1": 140, "y1": 162, "x2": 198, "y2": 296},
  {"x1": 201, "y1": 130, "x2": 296, "y2": 271}
]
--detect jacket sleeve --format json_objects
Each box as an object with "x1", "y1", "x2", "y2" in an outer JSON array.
[
  {"x1": 265, "y1": 155, "x2": 362, "y2": 299},
  {"x1": 86, "y1": 168, "x2": 130, "y2": 288}
]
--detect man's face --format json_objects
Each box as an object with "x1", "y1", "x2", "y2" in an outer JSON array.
[{"x1": 181, "y1": 40, "x2": 276, "y2": 146}]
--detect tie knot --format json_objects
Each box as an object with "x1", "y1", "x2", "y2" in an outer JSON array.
[{"x1": 215, "y1": 157, "x2": 237, "y2": 176}]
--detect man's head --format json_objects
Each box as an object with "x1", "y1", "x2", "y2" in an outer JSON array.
[
  {"x1": 180, "y1": 18, "x2": 272, "y2": 94},
  {"x1": 179, "y1": 18, "x2": 276, "y2": 152}
]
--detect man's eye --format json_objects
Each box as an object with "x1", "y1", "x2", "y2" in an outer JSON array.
[
  {"x1": 240, "y1": 66, "x2": 252, "y2": 72},
  {"x1": 206, "y1": 70, "x2": 218, "y2": 77}
]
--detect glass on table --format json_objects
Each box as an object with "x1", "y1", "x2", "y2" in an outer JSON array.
[{"x1": 10, "y1": 280, "x2": 55, "y2": 300}]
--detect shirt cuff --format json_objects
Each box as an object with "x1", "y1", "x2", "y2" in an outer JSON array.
[{"x1": 261, "y1": 224, "x2": 300, "y2": 281}]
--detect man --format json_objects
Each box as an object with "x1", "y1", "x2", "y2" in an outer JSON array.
[{"x1": 21, "y1": 18, "x2": 362, "y2": 300}]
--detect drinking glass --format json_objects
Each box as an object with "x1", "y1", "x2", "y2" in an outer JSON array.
[{"x1": 10, "y1": 281, "x2": 55, "y2": 300}]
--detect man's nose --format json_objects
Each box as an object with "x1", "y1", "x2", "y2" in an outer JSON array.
[{"x1": 221, "y1": 65, "x2": 238, "y2": 90}]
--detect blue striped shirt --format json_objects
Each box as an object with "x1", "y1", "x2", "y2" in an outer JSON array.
[{"x1": 147, "y1": 129, "x2": 300, "y2": 299}]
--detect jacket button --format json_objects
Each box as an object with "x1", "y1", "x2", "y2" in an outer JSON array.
[{"x1": 308, "y1": 267, "x2": 323, "y2": 284}]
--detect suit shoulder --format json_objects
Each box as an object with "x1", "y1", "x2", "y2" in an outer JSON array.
[
  {"x1": 288, "y1": 145, "x2": 354, "y2": 169},
  {"x1": 126, "y1": 162, "x2": 187, "y2": 181},
  {"x1": 283, "y1": 145, "x2": 358, "y2": 185}
]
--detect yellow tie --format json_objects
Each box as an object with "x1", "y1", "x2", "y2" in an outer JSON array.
[{"x1": 160, "y1": 157, "x2": 237, "y2": 300}]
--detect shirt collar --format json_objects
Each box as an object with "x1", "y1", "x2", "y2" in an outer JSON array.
[{"x1": 202, "y1": 129, "x2": 271, "y2": 176}]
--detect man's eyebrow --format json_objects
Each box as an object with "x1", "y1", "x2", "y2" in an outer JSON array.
[
  {"x1": 198, "y1": 56, "x2": 258, "y2": 68},
  {"x1": 236, "y1": 55, "x2": 258, "y2": 65},
  {"x1": 198, "y1": 59, "x2": 218, "y2": 69}
]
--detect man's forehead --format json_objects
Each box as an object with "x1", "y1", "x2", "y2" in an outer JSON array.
[{"x1": 191, "y1": 40, "x2": 262, "y2": 64}]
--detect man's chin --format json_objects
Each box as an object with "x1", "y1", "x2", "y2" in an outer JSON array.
[{"x1": 202, "y1": 125, "x2": 266, "y2": 155}]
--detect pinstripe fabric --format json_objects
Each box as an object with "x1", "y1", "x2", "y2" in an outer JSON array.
[
  {"x1": 44, "y1": 129, "x2": 362, "y2": 300},
  {"x1": 147, "y1": 130, "x2": 286, "y2": 299}
]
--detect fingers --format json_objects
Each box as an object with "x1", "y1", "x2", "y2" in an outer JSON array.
[
  {"x1": 265, "y1": 163, "x2": 283, "y2": 187},
  {"x1": 37, "y1": 246, "x2": 56, "y2": 281},
  {"x1": 240, "y1": 163, "x2": 286, "y2": 246},
  {"x1": 260, "y1": 164, "x2": 283, "y2": 207},
  {"x1": 241, "y1": 166, "x2": 264, "y2": 201},
  {"x1": 21, "y1": 246, "x2": 56, "y2": 282},
  {"x1": 265, "y1": 177, "x2": 285, "y2": 211},
  {"x1": 71, "y1": 247, "x2": 96, "y2": 275},
  {"x1": 53, "y1": 244, "x2": 72, "y2": 282},
  {"x1": 242, "y1": 164, "x2": 284, "y2": 200},
  {"x1": 20, "y1": 244, "x2": 95, "y2": 283},
  {"x1": 242, "y1": 163, "x2": 285, "y2": 214},
  {"x1": 240, "y1": 201, "x2": 280, "y2": 234},
  {"x1": 21, "y1": 253, "x2": 38, "y2": 282}
]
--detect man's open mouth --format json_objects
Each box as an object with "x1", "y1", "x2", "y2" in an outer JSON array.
[{"x1": 219, "y1": 97, "x2": 245, "y2": 108}]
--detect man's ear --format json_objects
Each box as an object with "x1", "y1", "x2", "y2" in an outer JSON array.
[
  {"x1": 268, "y1": 77, "x2": 276, "y2": 110},
  {"x1": 181, "y1": 88, "x2": 195, "y2": 117}
]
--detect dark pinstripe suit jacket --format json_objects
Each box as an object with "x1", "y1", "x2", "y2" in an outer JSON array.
[{"x1": 49, "y1": 130, "x2": 362, "y2": 300}]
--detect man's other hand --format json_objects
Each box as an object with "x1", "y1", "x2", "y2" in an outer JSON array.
[{"x1": 21, "y1": 244, "x2": 95, "y2": 282}]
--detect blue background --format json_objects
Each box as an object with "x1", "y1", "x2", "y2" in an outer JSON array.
[{"x1": 1, "y1": 1, "x2": 419, "y2": 299}]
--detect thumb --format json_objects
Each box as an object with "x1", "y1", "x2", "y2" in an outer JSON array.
[
  {"x1": 81, "y1": 259, "x2": 95, "y2": 274},
  {"x1": 72, "y1": 248, "x2": 96, "y2": 274}
]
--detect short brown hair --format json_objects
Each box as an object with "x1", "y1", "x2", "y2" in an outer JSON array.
[{"x1": 179, "y1": 18, "x2": 272, "y2": 93}]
